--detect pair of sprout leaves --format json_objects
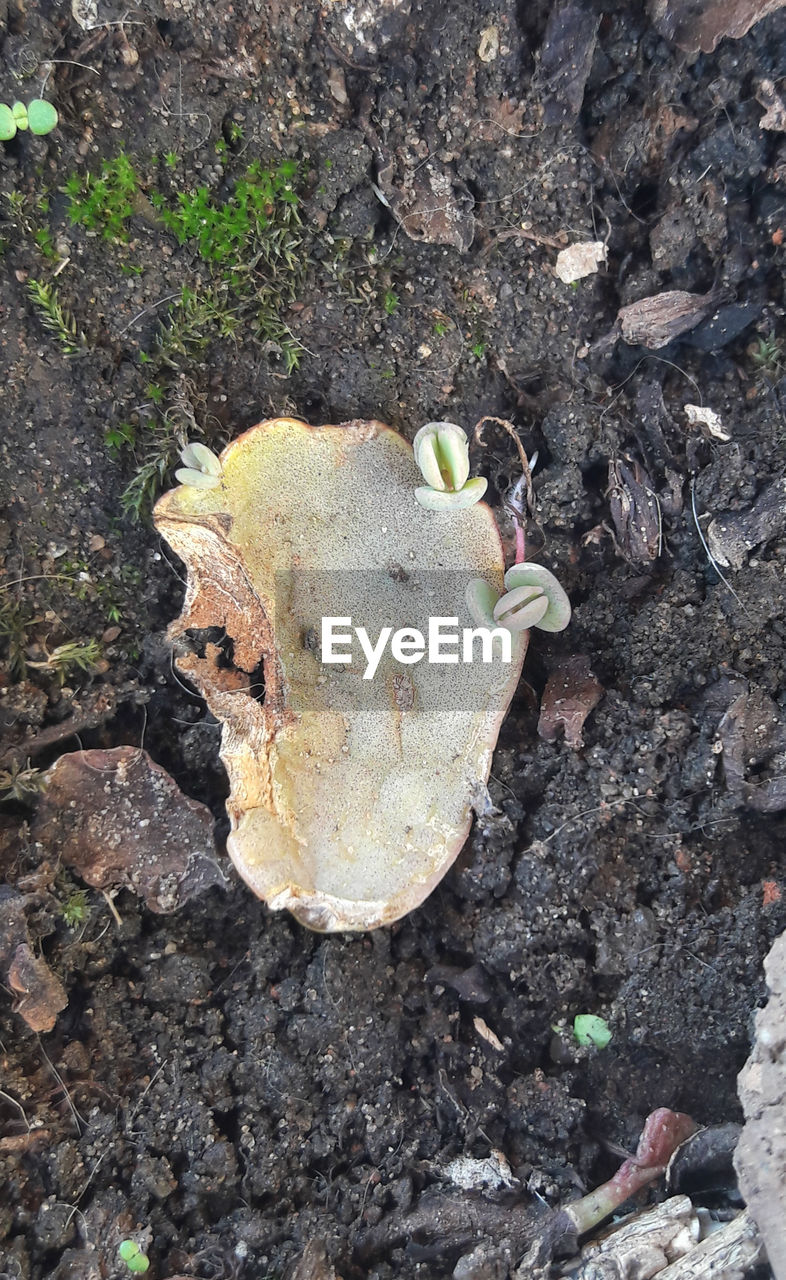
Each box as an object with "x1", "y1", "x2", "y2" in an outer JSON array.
[
  {"x1": 413, "y1": 421, "x2": 570, "y2": 634},
  {"x1": 0, "y1": 100, "x2": 58, "y2": 141},
  {"x1": 175, "y1": 424, "x2": 571, "y2": 637}
]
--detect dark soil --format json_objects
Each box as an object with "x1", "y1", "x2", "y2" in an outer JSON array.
[{"x1": 1, "y1": 1, "x2": 786, "y2": 1277}]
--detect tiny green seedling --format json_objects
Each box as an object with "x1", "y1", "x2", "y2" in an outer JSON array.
[
  {"x1": 466, "y1": 562, "x2": 571, "y2": 634},
  {"x1": 0, "y1": 100, "x2": 59, "y2": 140},
  {"x1": 0, "y1": 760, "x2": 44, "y2": 803},
  {"x1": 118, "y1": 1240, "x2": 150, "y2": 1273},
  {"x1": 27, "y1": 279, "x2": 86, "y2": 356},
  {"x1": 61, "y1": 889, "x2": 89, "y2": 928},
  {"x1": 175, "y1": 442, "x2": 223, "y2": 489},
  {"x1": 573, "y1": 1013, "x2": 612, "y2": 1049},
  {"x1": 413, "y1": 422, "x2": 488, "y2": 511}
]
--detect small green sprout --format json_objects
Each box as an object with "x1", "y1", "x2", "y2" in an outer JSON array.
[
  {"x1": 118, "y1": 1240, "x2": 150, "y2": 1273},
  {"x1": 163, "y1": 151, "x2": 178, "y2": 169},
  {"x1": 0, "y1": 760, "x2": 44, "y2": 803},
  {"x1": 27, "y1": 638, "x2": 103, "y2": 681},
  {"x1": 573, "y1": 1013, "x2": 612, "y2": 1049},
  {"x1": 471, "y1": 340, "x2": 486, "y2": 359},
  {"x1": 175, "y1": 442, "x2": 223, "y2": 489},
  {"x1": 27, "y1": 279, "x2": 87, "y2": 356},
  {"x1": 61, "y1": 890, "x2": 89, "y2": 928},
  {"x1": 413, "y1": 422, "x2": 488, "y2": 511},
  {"x1": 383, "y1": 289, "x2": 399, "y2": 315},
  {"x1": 0, "y1": 99, "x2": 58, "y2": 140},
  {"x1": 466, "y1": 563, "x2": 571, "y2": 634}
]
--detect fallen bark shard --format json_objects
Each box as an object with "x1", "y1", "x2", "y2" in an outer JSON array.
[
  {"x1": 538, "y1": 655, "x2": 603, "y2": 750},
  {"x1": 618, "y1": 290, "x2": 722, "y2": 350},
  {"x1": 155, "y1": 418, "x2": 525, "y2": 931},
  {"x1": 649, "y1": 0, "x2": 786, "y2": 55},
  {"x1": 736, "y1": 931, "x2": 786, "y2": 1279},
  {"x1": 0, "y1": 888, "x2": 67, "y2": 1032},
  {"x1": 33, "y1": 747, "x2": 227, "y2": 912}
]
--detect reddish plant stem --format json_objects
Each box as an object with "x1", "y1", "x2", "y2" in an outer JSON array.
[{"x1": 564, "y1": 1108, "x2": 697, "y2": 1235}]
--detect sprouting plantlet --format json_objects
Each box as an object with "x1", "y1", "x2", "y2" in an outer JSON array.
[
  {"x1": 27, "y1": 638, "x2": 103, "y2": 681},
  {"x1": 118, "y1": 1240, "x2": 150, "y2": 1274},
  {"x1": 563, "y1": 1109, "x2": 695, "y2": 1235},
  {"x1": 61, "y1": 889, "x2": 89, "y2": 928},
  {"x1": 0, "y1": 99, "x2": 58, "y2": 141},
  {"x1": 65, "y1": 153, "x2": 141, "y2": 241},
  {"x1": 751, "y1": 333, "x2": 783, "y2": 378},
  {"x1": 466, "y1": 562, "x2": 571, "y2": 634},
  {"x1": 175, "y1": 442, "x2": 223, "y2": 489},
  {"x1": 383, "y1": 289, "x2": 399, "y2": 315},
  {"x1": 413, "y1": 422, "x2": 488, "y2": 511},
  {"x1": 27, "y1": 279, "x2": 86, "y2": 356},
  {"x1": 573, "y1": 1013, "x2": 612, "y2": 1049},
  {"x1": 0, "y1": 760, "x2": 44, "y2": 803}
]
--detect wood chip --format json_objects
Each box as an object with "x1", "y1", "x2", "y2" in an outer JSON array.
[
  {"x1": 554, "y1": 241, "x2": 607, "y2": 283},
  {"x1": 757, "y1": 78, "x2": 786, "y2": 131},
  {"x1": 649, "y1": 0, "x2": 786, "y2": 54},
  {"x1": 618, "y1": 289, "x2": 721, "y2": 349},
  {"x1": 33, "y1": 747, "x2": 228, "y2": 913},
  {"x1": 538, "y1": 656, "x2": 603, "y2": 750},
  {"x1": 684, "y1": 404, "x2": 730, "y2": 441},
  {"x1": 473, "y1": 1015, "x2": 504, "y2": 1051},
  {"x1": 0, "y1": 890, "x2": 68, "y2": 1032}
]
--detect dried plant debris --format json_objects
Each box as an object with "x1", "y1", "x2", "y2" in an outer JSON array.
[
  {"x1": 538, "y1": 655, "x2": 603, "y2": 750},
  {"x1": 649, "y1": 0, "x2": 786, "y2": 55},
  {"x1": 0, "y1": 887, "x2": 67, "y2": 1032},
  {"x1": 539, "y1": 3, "x2": 601, "y2": 126},
  {"x1": 705, "y1": 476, "x2": 786, "y2": 569},
  {"x1": 33, "y1": 747, "x2": 227, "y2": 912},
  {"x1": 736, "y1": 931, "x2": 786, "y2": 1279},
  {"x1": 286, "y1": 1240, "x2": 336, "y2": 1280},
  {"x1": 608, "y1": 458, "x2": 662, "y2": 565},
  {"x1": 554, "y1": 240, "x2": 607, "y2": 284},
  {"x1": 666, "y1": 1124, "x2": 742, "y2": 1197},
  {"x1": 618, "y1": 290, "x2": 723, "y2": 349},
  {"x1": 155, "y1": 418, "x2": 525, "y2": 931},
  {"x1": 716, "y1": 680, "x2": 786, "y2": 813},
  {"x1": 374, "y1": 157, "x2": 475, "y2": 250},
  {"x1": 357, "y1": 1109, "x2": 696, "y2": 1272},
  {"x1": 757, "y1": 79, "x2": 786, "y2": 131},
  {"x1": 683, "y1": 404, "x2": 729, "y2": 441},
  {"x1": 572, "y1": 1196, "x2": 702, "y2": 1277},
  {"x1": 574, "y1": 1202, "x2": 764, "y2": 1278}
]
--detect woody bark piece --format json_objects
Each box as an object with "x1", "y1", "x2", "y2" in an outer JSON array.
[
  {"x1": 33, "y1": 747, "x2": 227, "y2": 912},
  {"x1": 736, "y1": 932, "x2": 786, "y2": 1279},
  {"x1": 7, "y1": 943, "x2": 68, "y2": 1033},
  {"x1": 618, "y1": 290, "x2": 721, "y2": 349},
  {"x1": 574, "y1": 1196, "x2": 701, "y2": 1279},
  {"x1": 649, "y1": 0, "x2": 786, "y2": 55},
  {"x1": 540, "y1": 3, "x2": 601, "y2": 125},
  {"x1": 538, "y1": 656, "x2": 603, "y2": 750},
  {"x1": 0, "y1": 888, "x2": 67, "y2": 1032},
  {"x1": 154, "y1": 418, "x2": 525, "y2": 932},
  {"x1": 657, "y1": 1211, "x2": 764, "y2": 1277},
  {"x1": 706, "y1": 476, "x2": 786, "y2": 569}
]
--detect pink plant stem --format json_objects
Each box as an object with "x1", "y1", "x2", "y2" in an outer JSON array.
[
  {"x1": 564, "y1": 1108, "x2": 697, "y2": 1235},
  {"x1": 514, "y1": 518, "x2": 526, "y2": 565}
]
